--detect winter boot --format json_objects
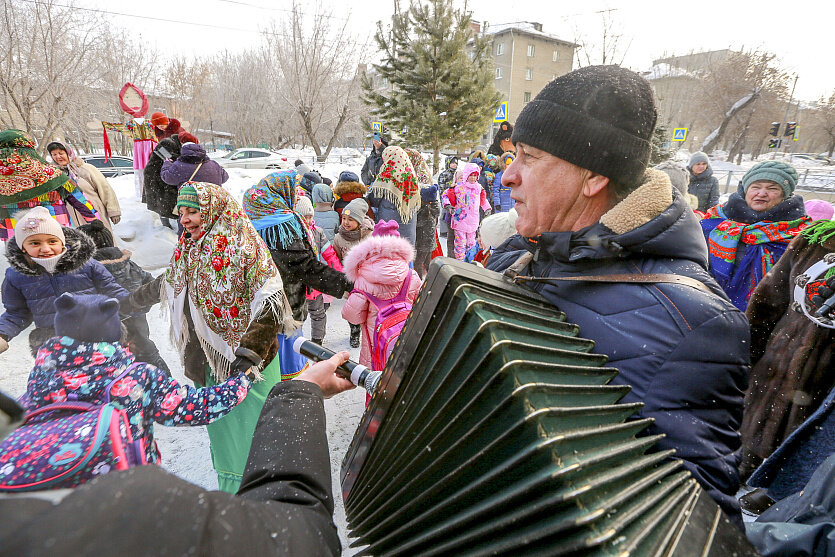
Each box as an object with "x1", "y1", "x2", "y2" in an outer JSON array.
[
  {"x1": 349, "y1": 324, "x2": 361, "y2": 348},
  {"x1": 311, "y1": 338, "x2": 323, "y2": 346}
]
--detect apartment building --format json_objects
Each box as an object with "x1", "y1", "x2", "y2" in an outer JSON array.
[{"x1": 482, "y1": 22, "x2": 577, "y2": 130}]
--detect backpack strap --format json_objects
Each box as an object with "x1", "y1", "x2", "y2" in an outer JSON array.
[
  {"x1": 22, "y1": 402, "x2": 98, "y2": 424},
  {"x1": 187, "y1": 161, "x2": 203, "y2": 182},
  {"x1": 351, "y1": 272, "x2": 412, "y2": 309},
  {"x1": 104, "y1": 362, "x2": 143, "y2": 404},
  {"x1": 513, "y1": 272, "x2": 714, "y2": 296}
]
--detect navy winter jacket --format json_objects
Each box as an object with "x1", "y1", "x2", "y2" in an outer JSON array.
[
  {"x1": 161, "y1": 143, "x2": 228, "y2": 187},
  {"x1": 491, "y1": 170, "x2": 514, "y2": 211},
  {"x1": 366, "y1": 190, "x2": 417, "y2": 247},
  {"x1": 0, "y1": 228, "x2": 129, "y2": 341},
  {"x1": 487, "y1": 177, "x2": 749, "y2": 523}
]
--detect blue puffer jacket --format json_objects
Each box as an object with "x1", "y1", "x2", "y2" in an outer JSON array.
[
  {"x1": 491, "y1": 170, "x2": 514, "y2": 211},
  {"x1": 487, "y1": 171, "x2": 749, "y2": 523},
  {"x1": 0, "y1": 228, "x2": 129, "y2": 341}
]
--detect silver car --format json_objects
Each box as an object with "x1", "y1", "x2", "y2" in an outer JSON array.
[{"x1": 216, "y1": 148, "x2": 289, "y2": 169}]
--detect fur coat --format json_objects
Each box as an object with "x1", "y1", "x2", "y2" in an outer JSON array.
[
  {"x1": 739, "y1": 232, "x2": 835, "y2": 479},
  {"x1": 144, "y1": 136, "x2": 182, "y2": 218}
]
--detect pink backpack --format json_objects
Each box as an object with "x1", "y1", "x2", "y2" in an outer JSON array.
[
  {"x1": 0, "y1": 364, "x2": 147, "y2": 492},
  {"x1": 354, "y1": 272, "x2": 413, "y2": 371}
]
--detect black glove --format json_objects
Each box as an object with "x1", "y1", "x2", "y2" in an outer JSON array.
[
  {"x1": 807, "y1": 275, "x2": 835, "y2": 316},
  {"x1": 231, "y1": 355, "x2": 257, "y2": 377},
  {"x1": 495, "y1": 205, "x2": 501, "y2": 212}
]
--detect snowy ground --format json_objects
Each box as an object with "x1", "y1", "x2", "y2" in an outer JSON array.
[{"x1": 0, "y1": 163, "x2": 375, "y2": 554}]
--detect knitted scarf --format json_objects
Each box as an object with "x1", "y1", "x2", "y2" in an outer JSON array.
[
  {"x1": 242, "y1": 170, "x2": 316, "y2": 251},
  {"x1": 701, "y1": 201, "x2": 810, "y2": 310},
  {"x1": 165, "y1": 182, "x2": 296, "y2": 380},
  {"x1": 369, "y1": 145, "x2": 421, "y2": 221}
]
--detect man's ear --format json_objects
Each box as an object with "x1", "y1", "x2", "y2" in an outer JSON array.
[{"x1": 582, "y1": 171, "x2": 610, "y2": 199}]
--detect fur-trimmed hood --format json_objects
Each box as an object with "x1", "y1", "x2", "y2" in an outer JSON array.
[
  {"x1": 342, "y1": 234, "x2": 415, "y2": 283},
  {"x1": 334, "y1": 180, "x2": 367, "y2": 199},
  {"x1": 5, "y1": 227, "x2": 95, "y2": 276},
  {"x1": 93, "y1": 246, "x2": 132, "y2": 265}
]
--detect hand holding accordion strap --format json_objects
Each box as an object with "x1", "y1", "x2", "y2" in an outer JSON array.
[{"x1": 504, "y1": 251, "x2": 714, "y2": 295}]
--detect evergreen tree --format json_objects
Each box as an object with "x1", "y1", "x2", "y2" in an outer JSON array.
[
  {"x1": 362, "y1": 0, "x2": 502, "y2": 173},
  {"x1": 650, "y1": 123, "x2": 674, "y2": 165}
]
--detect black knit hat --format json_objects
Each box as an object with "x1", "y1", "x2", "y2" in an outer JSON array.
[
  {"x1": 512, "y1": 65, "x2": 657, "y2": 189},
  {"x1": 78, "y1": 219, "x2": 114, "y2": 249}
]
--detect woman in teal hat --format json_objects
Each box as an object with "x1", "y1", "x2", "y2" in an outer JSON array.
[{"x1": 700, "y1": 160, "x2": 810, "y2": 311}]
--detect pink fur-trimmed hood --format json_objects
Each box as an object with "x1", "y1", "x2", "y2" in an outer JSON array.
[{"x1": 343, "y1": 234, "x2": 415, "y2": 283}]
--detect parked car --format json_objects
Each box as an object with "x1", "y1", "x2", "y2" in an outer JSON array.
[
  {"x1": 80, "y1": 155, "x2": 135, "y2": 177},
  {"x1": 216, "y1": 148, "x2": 289, "y2": 169}
]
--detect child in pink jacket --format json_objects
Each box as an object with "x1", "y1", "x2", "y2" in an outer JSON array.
[
  {"x1": 341, "y1": 220, "x2": 422, "y2": 369},
  {"x1": 443, "y1": 162, "x2": 492, "y2": 260}
]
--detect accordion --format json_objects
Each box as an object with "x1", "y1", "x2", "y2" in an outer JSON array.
[{"x1": 341, "y1": 258, "x2": 756, "y2": 556}]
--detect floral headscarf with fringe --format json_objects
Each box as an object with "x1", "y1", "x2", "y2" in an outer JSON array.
[
  {"x1": 242, "y1": 170, "x2": 317, "y2": 252},
  {"x1": 369, "y1": 145, "x2": 421, "y2": 221},
  {"x1": 166, "y1": 182, "x2": 296, "y2": 380},
  {"x1": 404, "y1": 148, "x2": 432, "y2": 186}
]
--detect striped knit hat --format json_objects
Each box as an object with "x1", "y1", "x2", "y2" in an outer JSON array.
[{"x1": 175, "y1": 183, "x2": 200, "y2": 211}]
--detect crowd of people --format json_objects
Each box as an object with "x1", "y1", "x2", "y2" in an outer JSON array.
[{"x1": 1, "y1": 63, "x2": 835, "y2": 555}]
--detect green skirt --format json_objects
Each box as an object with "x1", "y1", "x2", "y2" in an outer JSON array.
[{"x1": 205, "y1": 355, "x2": 283, "y2": 493}]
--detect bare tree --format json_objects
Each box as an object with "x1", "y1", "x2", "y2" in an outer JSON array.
[
  {"x1": 573, "y1": 9, "x2": 632, "y2": 67},
  {"x1": 0, "y1": 0, "x2": 104, "y2": 153},
  {"x1": 264, "y1": 1, "x2": 367, "y2": 161}
]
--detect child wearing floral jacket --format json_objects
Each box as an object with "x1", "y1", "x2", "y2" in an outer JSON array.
[{"x1": 20, "y1": 293, "x2": 252, "y2": 464}]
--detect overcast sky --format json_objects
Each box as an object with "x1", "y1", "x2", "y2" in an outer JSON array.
[{"x1": 87, "y1": 0, "x2": 833, "y2": 102}]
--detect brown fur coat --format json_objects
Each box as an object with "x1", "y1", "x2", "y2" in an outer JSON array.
[{"x1": 740, "y1": 232, "x2": 835, "y2": 479}]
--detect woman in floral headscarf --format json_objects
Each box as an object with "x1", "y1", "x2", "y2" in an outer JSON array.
[
  {"x1": 242, "y1": 170, "x2": 351, "y2": 377},
  {"x1": 367, "y1": 145, "x2": 422, "y2": 246},
  {"x1": 0, "y1": 129, "x2": 98, "y2": 242},
  {"x1": 124, "y1": 181, "x2": 297, "y2": 492}
]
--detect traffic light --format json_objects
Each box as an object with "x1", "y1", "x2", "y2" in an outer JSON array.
[
  {"x1": 768, "y1": 138, "x2": 782, "y2": 149},
  {"x1": 769, "y1": 122, "x2": 780, "y2": 137},
  {"x1": 785, "y1": 122, "x2": 797, "y2": 137}
]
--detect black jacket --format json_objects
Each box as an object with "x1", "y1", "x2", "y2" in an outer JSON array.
[
  {"x1": 0, "y1": 381, "x2": 341, "y2": 557},
  {"x1": 144, "y1": 136, "x2": 182, "y2": 218},
  {"x1": 92, "y1": 247, "x2": 154, "y2": 293},
  {"x1": 687, "y1": 166, "x2": 720, "y2": 212},
  {"x1": 361, "y1": 145, "x2": 385, "y2": 186},
  {"x1": 487, "y1": 172, "x2": 749, "y2": 523},
  {"x1": 269, "y1": 237, "x2": 350, "y2": 322}
]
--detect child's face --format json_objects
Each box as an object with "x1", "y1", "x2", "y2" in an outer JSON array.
[
  {"x1": 341, "y1": 214, "x2": 359, "y2": 231},
  {"x1": 692, "y1": 161, "x2": 708, "y2": 175},
  {"x1": 477, "y1": 232, "x2": 487, "y2": 251},
  {"x1": 22, "y1": 234, "x2": 64, "y2": 258}
]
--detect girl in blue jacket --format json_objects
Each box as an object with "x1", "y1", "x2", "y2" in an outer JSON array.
[{"x1": 0, "y1": 207, "x2": 127, "y2": 356}]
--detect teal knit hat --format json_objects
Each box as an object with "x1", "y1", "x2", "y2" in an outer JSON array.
[
  {"x1": 741, "y1": 161, "x2": 798, "y2": 199},
  {"x1": 175, "y1": 184, "x2": 200, "y2": 211}
]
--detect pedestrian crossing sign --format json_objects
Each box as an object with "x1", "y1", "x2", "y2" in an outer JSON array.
[
  {"x1": 493, "y1": 102, "x2": 508, "y2": 123},
  {"x1": 672, "y1": 128, "x2": 687, "y2": 141},
  {"x1": 372, "y1": 122, "x2": 382, "y2": 132}
]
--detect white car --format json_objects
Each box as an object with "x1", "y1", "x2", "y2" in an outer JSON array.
[{"x1": 216, "y1": 148, "x2": 289, "y2": 169}]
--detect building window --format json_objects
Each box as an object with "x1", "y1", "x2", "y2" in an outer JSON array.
[
  {"x1": 524, "y1": 91, "x2": 532, "y2": 103},
  {"x1": 495, "y1": 67, "x2": 502, "y2": 79},
  {"x1": 527, "y1": 44, "x2": 535, "y2": 57},
  {"x1": 552, "y1": 49, "x2": 559, "y2": 62},
  {"x1": 525, "y1": 68, "x2": 533, "y2": 80},
  {"x1": 496, "y1": 42, "x2": 504, "y2": 56}
]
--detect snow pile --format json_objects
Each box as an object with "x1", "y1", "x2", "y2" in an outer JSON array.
[{"x1": 643, "y1": 63, "x2": 696, "y2": 81}]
